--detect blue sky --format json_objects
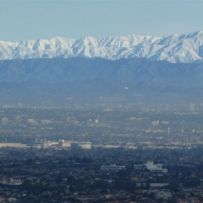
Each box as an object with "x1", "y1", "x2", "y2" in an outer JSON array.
[{"x1": 0, "y1": 0, "x2": 202, "y2": 41}]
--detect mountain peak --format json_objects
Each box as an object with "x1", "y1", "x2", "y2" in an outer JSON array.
[{"x1": 0, "y1": 31, "x2": 203, "y2": 63}]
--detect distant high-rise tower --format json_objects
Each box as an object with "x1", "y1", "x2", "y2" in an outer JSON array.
[
  {"x1": 167, "y1": 127, "x2": 170, "y2": 136},
  {"x1": 190, "y1": 103, "x2": 195, "y2": 111}
]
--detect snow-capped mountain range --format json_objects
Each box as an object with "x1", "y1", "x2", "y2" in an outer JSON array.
[{"x1": 0, "y1": 31, "x2": 203, "y2": 63}]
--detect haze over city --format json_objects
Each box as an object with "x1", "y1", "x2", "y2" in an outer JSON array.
[{"x1": 0, "y1": 1, "x2": 203, "y2": 202}]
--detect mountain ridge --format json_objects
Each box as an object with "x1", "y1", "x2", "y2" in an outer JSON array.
[
  {"x1": 1, "y1": 31, "x2": 203, "y2": 63},
  {"x1": 0, "y1": 57, "x2": 203, "y2": 106}
]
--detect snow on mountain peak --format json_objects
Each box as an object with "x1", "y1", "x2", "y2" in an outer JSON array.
[{"x1": 0, "y1": 31, "x2": 203, "y2": 63}]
